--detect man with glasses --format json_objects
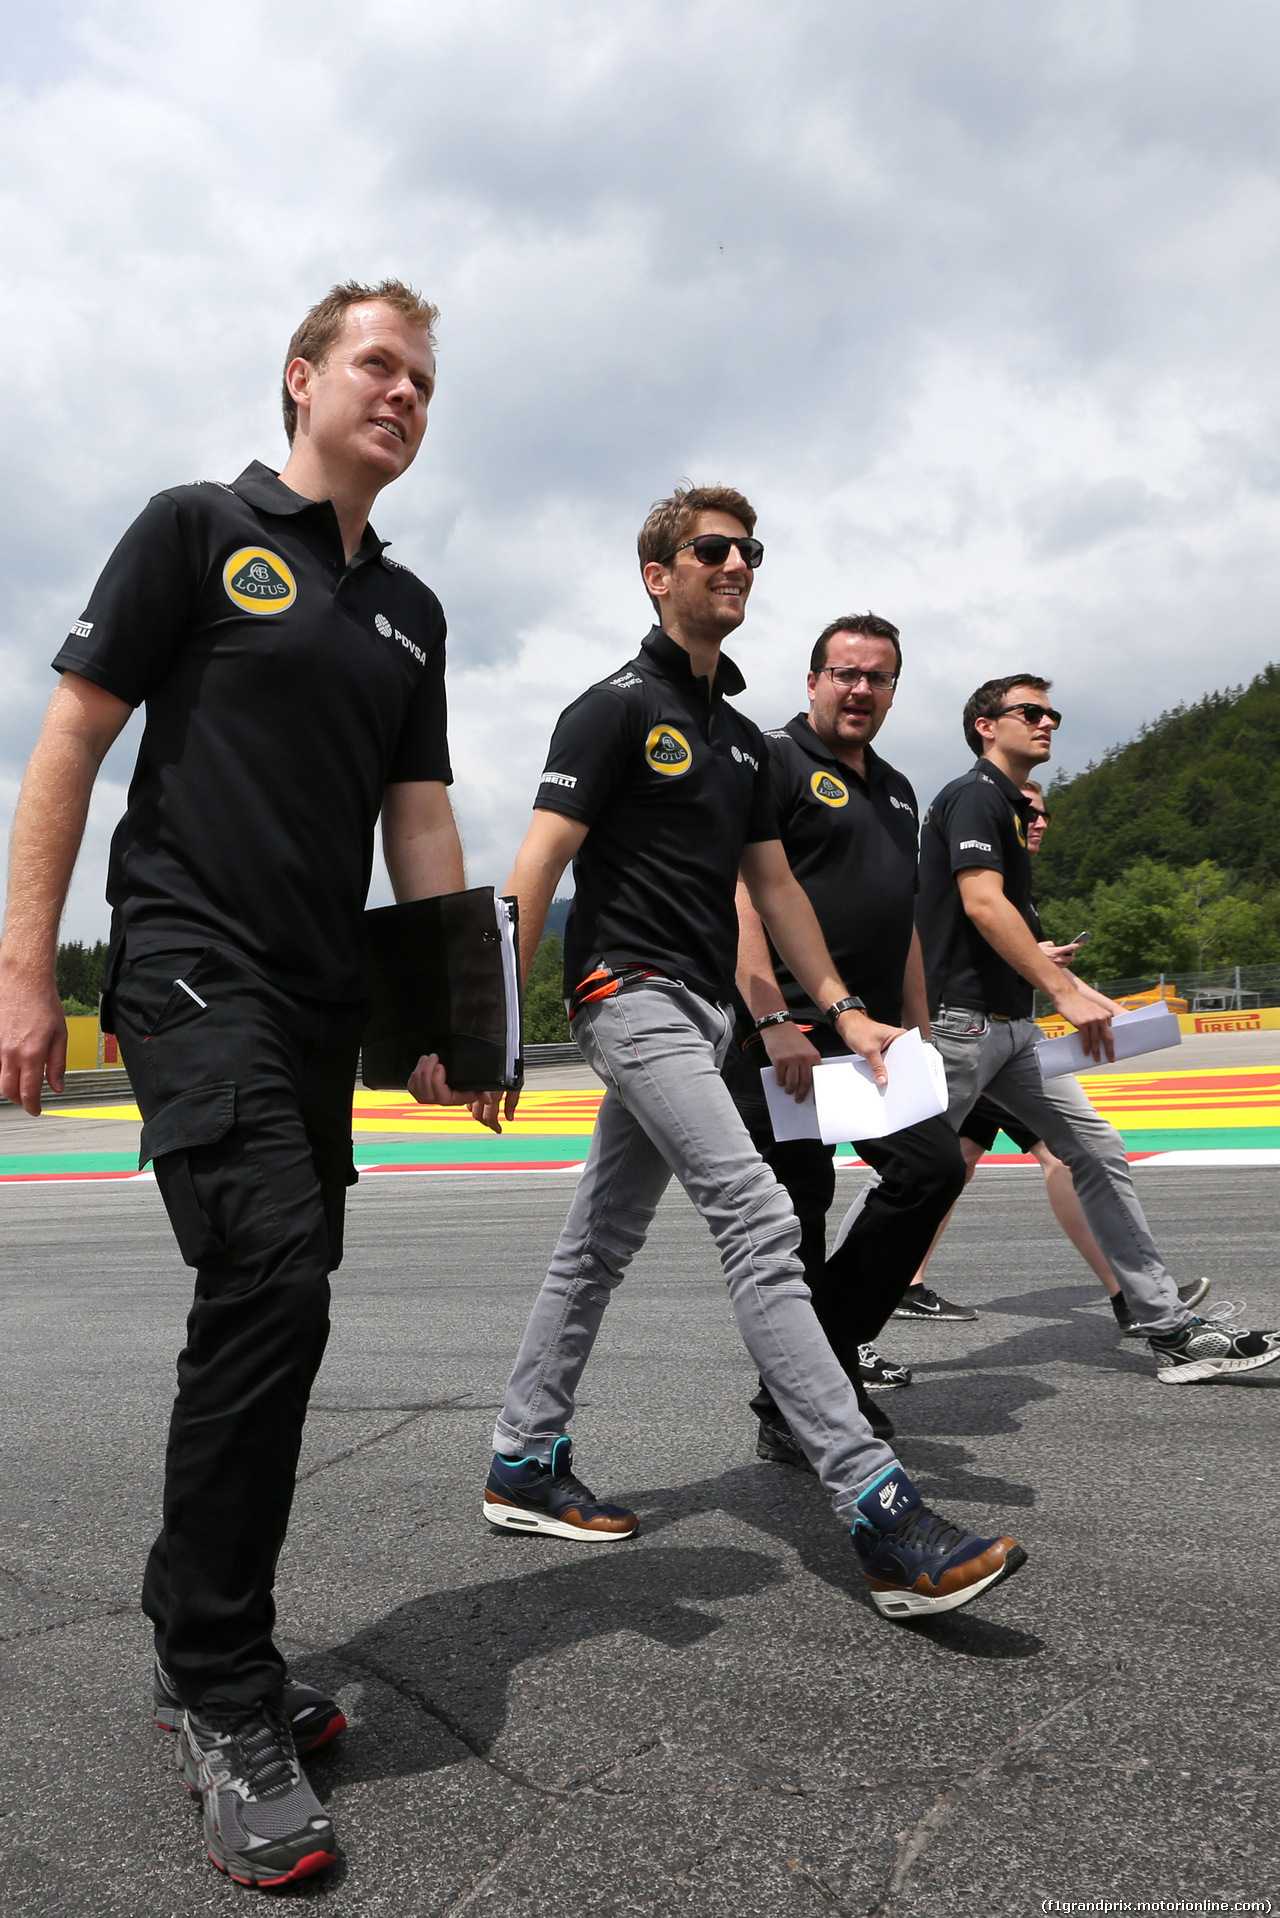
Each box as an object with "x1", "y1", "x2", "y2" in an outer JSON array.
[
  {"x1": 720, "y1": 613, "x2": 965, "y2": 1466},
  {"x1": 916, "y1": 675, "x2": 1280, "y2": 1383},
  {"x1": 472, "y1": 490, "x2": 1026, "y2": 1621}
]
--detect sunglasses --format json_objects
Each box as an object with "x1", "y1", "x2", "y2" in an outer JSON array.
[
  {"x1": 997, "y1": 702, "x2": 1061, "y2": 728},
  {"x1": 662, "y1": 534, "x2": 765, "y2": 569}
]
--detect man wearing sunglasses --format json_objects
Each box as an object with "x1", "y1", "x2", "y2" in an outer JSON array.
[
  {"x1": 916, "y1": 675, "x2": 1280, "y2": 1384},
  {"x1": 475, "y1": 488, "x2": 1026, "y2": 1621},
  {"x1": 720, "y1": 613, "x2": 966, "y2": 1466}
]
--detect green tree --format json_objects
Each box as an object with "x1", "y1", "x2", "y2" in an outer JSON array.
[
  {"x1": 523, "y1": 932, "x2": 571, "y2": 1045},
  {"x1": 55, "y1": 940, "x2": 108, "y2": 1011},
  {"x1": 1177, "y1": 861, "x2": 1265, "y2": 968},
  {"x1": 1074, "y1": 859, "x2": 1188, "y2": 980}
]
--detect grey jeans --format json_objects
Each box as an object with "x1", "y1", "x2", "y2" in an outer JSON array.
[
  {"x1": 493, "y1": 983, "x2": 896, "y2": 1517},
  {"x1": 932, "y1": 1009, "x2": 1193, "y2": 1335}
]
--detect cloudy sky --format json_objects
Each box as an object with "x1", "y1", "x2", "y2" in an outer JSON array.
[{"x1": 3, "y1": 0, "x2": 1280, "y2": 940}]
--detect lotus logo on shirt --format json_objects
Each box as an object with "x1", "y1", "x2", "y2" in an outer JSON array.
[
  {"x1": 645, "y1": 725, "x2": 693, "y2": 776},
  {"x1": 222, "y1": 548, "x2": 297, "y2": 615},
  {"x1": 810, "y1": 770, "x2": 849, "y2": 808}
]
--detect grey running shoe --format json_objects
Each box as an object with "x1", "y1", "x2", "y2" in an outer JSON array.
[
  {"x1": 153, "y1": 1657, "x2": 345, "y2": 1753},
  {"x1": 180, "y1": 1704, "x2": 338, "y2": 1887},
  {"x1": 1149, "y1": 1312, "x2": 1280, "y2": 1385},
  {"x1": 893, "y1": 1286, "x2": 978, "y2": 1322},
  {"x1": 857, "y1": 1342, "x2": 913, "y2": 1388}
]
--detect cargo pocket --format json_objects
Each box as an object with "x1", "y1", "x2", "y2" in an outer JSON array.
[{"x1": 140, "y1": 1083, "x2": 284, "y2": 1271}]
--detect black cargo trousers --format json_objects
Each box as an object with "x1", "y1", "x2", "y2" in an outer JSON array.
[
  {"x1": 108, "y1": 942, "x2": 365, "y2": 1717},
  {"x1": 721, "y1": 1025, "x2": 965, "y2": 1423}
]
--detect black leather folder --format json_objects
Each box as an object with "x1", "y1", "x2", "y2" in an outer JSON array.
[{"x1": 360, "y1": 887, "x2": 522, "y2": 1092}]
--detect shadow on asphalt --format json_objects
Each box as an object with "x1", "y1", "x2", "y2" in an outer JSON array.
[{"x1": 300, "y1": 1544, "x2": 785, "y2": 1789}]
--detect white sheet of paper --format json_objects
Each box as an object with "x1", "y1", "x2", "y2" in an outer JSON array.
[
  {"x1": 760, "y1": 1028, "x2": 949, "y2": 1145},
  {"x1": 1034, "y1": 1000, "x2": 1182, "y2": 1080}
]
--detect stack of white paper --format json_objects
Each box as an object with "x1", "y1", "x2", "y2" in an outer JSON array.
[
  {"x1": 761, "y1": 1027, "x2": 949, "y2": 1145},
  {"x1": 1034, "y1": 1000, "x2": 1181, "y2": 1080}
]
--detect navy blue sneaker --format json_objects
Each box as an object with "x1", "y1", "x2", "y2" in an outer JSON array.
[
  {"x1": 851, "y1": 1466, "x2": 1026, "y2": 1619},
  {"x1": 484, "y1": 1436, "x2": 637, "y2": 1541}
]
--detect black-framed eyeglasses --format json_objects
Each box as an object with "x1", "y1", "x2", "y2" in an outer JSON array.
[
  {"x1": 997, "y1": 701, "x2": 1061, "y2": 728},
  {"x1": 661, "y1": 534, "x2": 765, "y2": 569},
  {"x1": 820, "y1": 666, "x2": 898, "y2": 691}
]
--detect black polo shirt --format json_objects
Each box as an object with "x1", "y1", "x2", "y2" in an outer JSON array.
[
  {"x1": 534, "y1": 627, "x2": 778, "y2": 1006},
  {"x1": 916, "y1": 759, "x2": 1036, "y2": 1018},
  {"x1": 757, "y1": 717, "x2": 919, "y2": 1026},
  {"x1": 52, "y1": 462, "x2": 451, "y2": 1001}
]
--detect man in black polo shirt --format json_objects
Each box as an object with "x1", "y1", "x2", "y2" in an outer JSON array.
[
  {"x1": 473, "y1": 486, "x2": 1025, "y2": 1626},
  {"x1": 917, "y1": 674, "x2": 1280, "y2": 1386},
  {"x1": 0, "y1": 280, "x2": 460, "y2": 1884},
  {"x1": 720, "y1": 612, "x2": 965, "y2": 1466}
]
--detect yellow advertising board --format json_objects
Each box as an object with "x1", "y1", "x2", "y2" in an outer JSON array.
[{"x1": 1036, "y1": 1005, "x2": 1280, "y2": 1039}]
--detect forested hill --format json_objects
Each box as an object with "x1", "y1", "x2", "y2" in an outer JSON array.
[{"x1": 1036, "y1": 663, "x2": 1280, "y2": 899}]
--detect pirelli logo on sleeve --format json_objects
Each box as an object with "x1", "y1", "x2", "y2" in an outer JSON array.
[
  {"x1": 222, "y1": 548, "x2": 297, "y2": 615},
  {"x1": 645, "y1": 725, "x2": 692, "y2": 776},
  {"x1": 810, "y1": 770, "x2": 849, "y2": 807}
]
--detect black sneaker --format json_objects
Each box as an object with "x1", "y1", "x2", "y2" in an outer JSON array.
[
  {"x1": 851, "y1": 1467, "x2": 1026, "y2": 1619},
  {"x1": 484, "y1": 1435, "x2": 637, "y2": 1540},
  {"x1": 857, "y1": 1342, "x2": 913, "y2": 1389},
  {"x1": 755, "y1": 1418, "x2": 816, "y2": 1472},
  {"x1": 154, "y1": 1658, "x2": 345, "y2": 1754},
  {"x1": 893, "y1": 1285, "x2": 978, "y2": 1322},
  {"x1": 179, "y1": 1704, "x2": 338, "y2": 1887},
  {"x1": 1148, "y1": 1313, "x2": 1280, "y2": 1384},
  {"x1": 1116, "y1": 1277, "x2": 1213, "y2": 1338}
]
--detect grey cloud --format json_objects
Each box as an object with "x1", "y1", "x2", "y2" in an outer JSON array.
[{"x1": 2, "y1": 0, "x2": 1280, "y2": 936}]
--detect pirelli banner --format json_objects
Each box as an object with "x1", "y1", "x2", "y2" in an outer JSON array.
[{"x1": 1036, "y1": 1005, "x2": 1280, "y2": 1039}]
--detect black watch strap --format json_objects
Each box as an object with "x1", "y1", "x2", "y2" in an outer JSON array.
[
  {"x1": 827, "y1": 995, "x2": 867, "y2": 1019},
  {"x1": 752, "y1": 1010, "x2": 794, "y2": 1032}
]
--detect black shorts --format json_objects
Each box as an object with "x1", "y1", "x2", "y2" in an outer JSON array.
[{"x1": 959, "y1": 1092, "x2": 1040, "y2": 1156}]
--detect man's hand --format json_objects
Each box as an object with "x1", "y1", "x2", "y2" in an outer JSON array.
[
  {"x1": 466, "y1": 1087, "x2": 521, "y2": 1133},
  {"x1": 0, "y1": 963, "x2": 67, "y2": 1115},
  {"x1": 406, "y1": 1054, "x2": 521, "y2": 1133},
  {"x1": 833, "y1": 1010, "x2": 906, "y2": 1088},
  {"x1": 1038, "y1": 938, "x2": 1084, "y2": 968},
  {"x1": 761, "y1": 1021, "x2": 822, "y2": 1101},
  {"x1": 1055, "y1": 985, "x2": 1116, "y2": 1063}
]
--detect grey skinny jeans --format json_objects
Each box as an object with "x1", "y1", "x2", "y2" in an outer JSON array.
[
  {"x1": 493, "y1": 983, "x2": 897, "y2": 1518},
  {"x1": 931, "y1": 1010, "x2": 1194, "y2": 1336}
]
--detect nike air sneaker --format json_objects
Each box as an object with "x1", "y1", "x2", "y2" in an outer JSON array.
[
  {"x1": 1114, "y1": 1276, "x2": 1212, "y2": 1337},
  {"x1": 857, "y1": 1342, "x2": 913, "y2": 1388},
  {"x1": 484, "y1": 1435, "x2": 637, "y2": 1540},
  {"x1": 893, "y1": 1286, "x2": 978, "y2": 1323},
  {"x1": 1148, "y1": 1311, "x2": 1280, "y2": 1384},
  {"x1": 851, "y1": 1466, "x2": 1026, "y2": 1620},
  {"x1": 154, "y1": 1658, "x2": 346, "y2": 1753},
  {"x1": 179, "y1": 1703, "x2": 338, "y2": 1887}
]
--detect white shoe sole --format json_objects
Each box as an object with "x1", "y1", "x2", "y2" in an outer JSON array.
[
  {"x1": 482, "y1": 1498, "x2": 635, "y2": 1541},
  {"x1": 866, "y1": 1552, "x2": 1023, "y2": 1619},
  {"x1": 1157, "y1": 1346, "x2": 1280, "y2": 1384}
]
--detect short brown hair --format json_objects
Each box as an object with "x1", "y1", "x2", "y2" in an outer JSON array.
[
  {"x1": 637, "y1": 484, "x2": 757, "y2": 571},
  {"x1": 810, "y1": 612, "x2": 902, "y2": 678},
  {"x1": 281, "y1": 279, "x2": 440, "y2": 443},
  {"x1": 963, "y1": 674, "x2": 1052, "y2": 757}
]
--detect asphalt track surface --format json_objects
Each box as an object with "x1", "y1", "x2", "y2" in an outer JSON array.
[{"x1": 2, "y1": 1154, "x2": 1279, "y2": 1915}]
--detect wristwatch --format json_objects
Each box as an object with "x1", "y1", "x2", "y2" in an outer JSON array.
[
  {"x1": 827, "y1": 995, "x2": 867, "y2": 1019},
  {"x1": 753, "y1": 1010, "x2": 794, "y2": 1032}
]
